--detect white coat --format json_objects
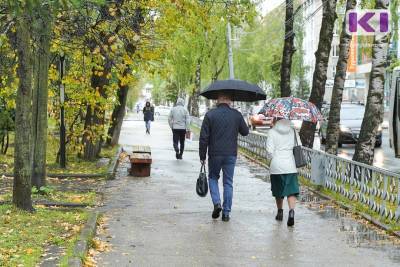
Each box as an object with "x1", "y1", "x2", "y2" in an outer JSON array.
[{"x1": 266, "y1": 119, "x2": 300, "y2": 175}]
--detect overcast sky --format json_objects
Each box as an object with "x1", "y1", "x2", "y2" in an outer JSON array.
[{"x1": 259, "y1": 0, "x2": 285, "y2": 15}]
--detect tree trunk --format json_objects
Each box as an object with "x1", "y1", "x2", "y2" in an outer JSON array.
[
  {"x1": 83, "y1": 105, "x2": 103, "y2": 160},
  {"x1": 187, "y1": 95, "x2": 193, "y2": 115},
  {"x1": 1, "y1": 131, "x2": 9, "y2": 154},
  {"x1": 280, "y1": 0, "x2": 295, "y2": 97},
  {"x1": 82, "y1": 57, "x2": 112, "y2": 160},
  {"x1": 353, "y1": 0, "x2": 389, "y2": 164},
  {"x1": 191, "y1": 59, "x2": 201, "y2": 117},
  {"x1": 12, "y1": 11, "x2": 34, "y2": 211},
  {"x1": 299, "y1": 0, "x2": 338, "y2": 148},
  {"x1": 107, "y1": 69, "x2": 130, "y2": 146},
  {"x1": 32, "y1": 5, "x2": 52, "y2": 189},
  {"x1": 325, "y1": 0, "x2": 357, "y2": 155},
  {"x1": 106, "y1": 6, "x2": 143, "y2": 147},
  {"x1": 82, "y1": 3, "x2": 118, "y2": 160}
]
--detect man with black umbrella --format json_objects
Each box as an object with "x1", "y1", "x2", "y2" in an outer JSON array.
[{"x1": 199, "y1": 92, "x2": 249, "y2": 222}]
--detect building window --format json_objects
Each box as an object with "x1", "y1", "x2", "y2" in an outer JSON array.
[
  {"x1": 332, "y1": 45, "x2": 339, "y2": 57},
  {"x1": 333, "y1": 22, "x2": 339, "y2": 36}
]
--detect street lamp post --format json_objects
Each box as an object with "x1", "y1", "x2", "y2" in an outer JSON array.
[
  {"x1": 227, "y1": 21, "x2": 235, "y2": 79},
  {"x1": 398, "y1": 5, "x2": 400, "y2": 60},
  {"x1": 59, "y1": 54, "x2": 66, "y2": 168}
]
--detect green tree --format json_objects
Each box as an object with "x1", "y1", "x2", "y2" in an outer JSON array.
[
  {"x1": 31, "y1": 3, "x2": 53, "y2": 188},
  {"x1": 325, "y1": 0, "x2": 357, "y2": 155},
  {"x1": 8, "y1": 2, "x2": 35, "y2": 211},
  {"x1": 299, "y1": 0, "x2": 338, "y2": 148},
  {"x1": 280, "y1": 0, "x2": 295, "y2": 97},
  {"x1": 353, "y1": 0, "x2": 390, "y2": 164}
]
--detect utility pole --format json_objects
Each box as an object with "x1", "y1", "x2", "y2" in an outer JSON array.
[
  {"x1": 227, "y1": 21, "x2": 235, "y2": 79},
  {"x1": 398, "y1": 5, "x2": 400, "y2": 60},
  {"x1": 59, "y1": 54, "x2": 66, "y2": 168}
]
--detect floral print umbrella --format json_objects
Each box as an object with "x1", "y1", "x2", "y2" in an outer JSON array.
[{"x1": 265, "y1": 97, "x2": 323, "y2": 123}]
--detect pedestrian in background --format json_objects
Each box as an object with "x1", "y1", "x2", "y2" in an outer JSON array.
[
  {"x1": 199, "y1": 92, "x2": 249, "y2": 222},
  {"x1": 266, "y1": 118, "x2": 300, "y2": 226},
  {"x1": 143, "y1": 101, "x2": 154, "y2": 134},
  {"x1": 168, "y1": 98, "x2": 190, "y2": 159}
]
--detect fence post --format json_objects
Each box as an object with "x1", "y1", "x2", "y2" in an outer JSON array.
[{"x1": 311, "y1": 152, "x2": 326, "y2": 186}]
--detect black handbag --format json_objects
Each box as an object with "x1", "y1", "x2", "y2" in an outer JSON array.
[
  {"x1": 196, "y1": 164, "x2": 208, "y2": 197},
  {"x1": 293, "y1": 129, "x2": 306, "y2": 168}
]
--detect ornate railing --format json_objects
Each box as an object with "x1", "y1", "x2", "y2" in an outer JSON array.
[
  {"x1": 302, "y1": 147, "x2": 400, "y2": 222},
  {"x1": 238, "y1": 132, "x2": 269, "y2": 159},
  {"x1": 192, "y1": 117, "x2": 400, "y2": 222}
]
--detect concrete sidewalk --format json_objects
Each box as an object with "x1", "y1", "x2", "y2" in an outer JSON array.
[{"x1": 94, "y1": 114, "x2": 400, "y2": 266}]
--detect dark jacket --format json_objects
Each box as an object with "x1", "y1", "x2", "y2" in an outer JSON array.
[
  {"x1": 143, "y1": 106, "x2": 154, "y2": 122},
  {"x1": 199, "y1": 104, "x2": 249, "y2": 160}
]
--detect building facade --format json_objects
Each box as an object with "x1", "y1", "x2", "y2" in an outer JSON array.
[{"x1": 301, "y1": 0, "x2": 372, "y2": 104}]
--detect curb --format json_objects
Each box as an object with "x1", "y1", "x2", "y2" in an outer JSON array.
[
  {"x1": 239, "y1": 150, "x2": 269, "y2": 169},
  {"x1": 0, "y1": 200, "x2": 90, "y2": 208},
  {"x1": 48, "y1": 173, "x2": 105, "y2": 179},
  {"x1": 307, "y1": 187, "x2": 400, "y2": 238},
  {"x1": 1, "y1": 173, "x2": 106, "y2": 179},
  {"x1": 68, "y1": 211, "x2": 99, "y2": 267},
  {"x1": 107, "y1": 146, "x2": 121, "y2": 180},
  {"x1": 1, "y1": 149, "x2": 122, "y2": 180}
]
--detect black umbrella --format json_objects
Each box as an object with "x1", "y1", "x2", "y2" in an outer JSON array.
[{"x1": 200, "y1": 79, "x2": 266, "y2": 102}]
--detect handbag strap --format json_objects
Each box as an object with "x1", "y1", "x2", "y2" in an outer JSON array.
[
  {"x1": 200, "y1": 163, "x2": 206, "y2": 173},
  {"x1": 293, "y1": 128, "x2": 298, "y2": 146}
]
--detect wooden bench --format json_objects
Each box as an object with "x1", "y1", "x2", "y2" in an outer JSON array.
[{"x1": 128, "y1": 145, "x2": 152, "y2": 177}]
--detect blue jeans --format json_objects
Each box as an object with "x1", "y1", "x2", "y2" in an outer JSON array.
[
  {"x1": 145, "y1": 121, "x2": 151, "y2": 131},
  {"x1": 208, "y1": 156, "x2": 237, "y2": 215}
]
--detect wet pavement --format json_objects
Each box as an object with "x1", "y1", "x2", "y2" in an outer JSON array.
[{"x1": 94, "y1": 114, "x2": 400, "y2": 266}]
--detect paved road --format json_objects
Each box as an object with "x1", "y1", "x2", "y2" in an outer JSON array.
[
  {"x1": 94, "y1": 114, "x2": 400, "y2": 266},
  {"x1": 333, "y1": 130, "x2": 400, "y2": 173}
]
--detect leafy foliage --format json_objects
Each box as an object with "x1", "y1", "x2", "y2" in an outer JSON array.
[{"x1": 235, "y1": 2, "x2": 308, "y2": 99}]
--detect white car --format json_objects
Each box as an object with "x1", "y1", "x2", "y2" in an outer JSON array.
[
  {"x1": 154, "y1": 106, "x2": 171, "y2": 116},
  {"x1": 199, "y1": 105, "x2": 208, "y2": 117}
]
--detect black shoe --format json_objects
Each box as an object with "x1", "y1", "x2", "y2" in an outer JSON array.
[
  {"x1": 212, "y1": 204, "x2": 222, "y2": 219},
  {"x1": 175, "y1": 152, "x2": 179, "y2": 159},
  {"x1": 222, "y1": 214, "x2": 230, "y2": 222},
  {"x1": 178, "y1": 153, "x2": 183, "y2": 160},
  {"x1": 275, "y1": 209, "x2": 283, "y2": 221},
  {"x1": 287, "y1": 209, "x2": 295, "y2": 227}
]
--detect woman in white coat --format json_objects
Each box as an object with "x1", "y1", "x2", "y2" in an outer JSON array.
[{"x1": 266, "y1": 118, "x2": 300, "y2": 226}]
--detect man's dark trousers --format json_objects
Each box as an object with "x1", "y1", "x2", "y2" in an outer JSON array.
[
  {"x1": 173, "y1": 129, "x2": 186, "y2": 155},
  {"x1": 208, "y1": 156, "x2": 237, "y2": 216}
]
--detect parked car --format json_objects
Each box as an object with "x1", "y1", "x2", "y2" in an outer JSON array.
[
  {"x1": 319, "y1": 103, "x2": 382, "y2": 147},
  {"x1": 247, "y1": 104, "x2": 273, "y2": 130},
  {"x1": 154, "y1": 105, "x2": 171, "y2": 116},
  {"x1": 199, "y1": 105, "x2": 208, "y2": 117}
]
